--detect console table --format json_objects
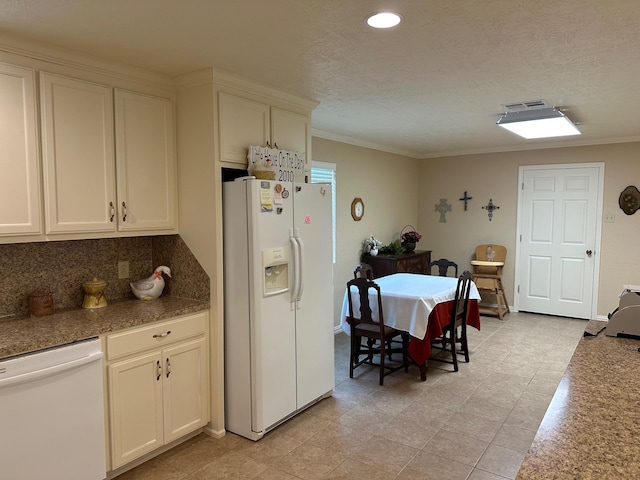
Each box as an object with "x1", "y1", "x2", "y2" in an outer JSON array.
[{"x1": 362, "y1": 250, "x2": 432, "y2": 278}]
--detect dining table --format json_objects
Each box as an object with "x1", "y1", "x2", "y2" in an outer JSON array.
[{"x1": 340, "y1": 273, "x2": 482, "y2": 380}]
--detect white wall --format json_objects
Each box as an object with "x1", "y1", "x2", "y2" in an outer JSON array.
[
  {"x1": 313, "y1": 137, "x2": 640, "y2": 323},
  {"x1": 312, "y1": 137, "x2": 421, "y2": 327},
  {"x1": 418, "y1": 142, "x2": 640, "y2": 318}
]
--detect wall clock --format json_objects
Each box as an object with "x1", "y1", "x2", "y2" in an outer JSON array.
[{"x1": 351, "y1": 197, "x2": 364, "y2": 221}]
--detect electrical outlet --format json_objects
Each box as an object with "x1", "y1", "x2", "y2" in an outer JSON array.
[
  {"x1": 604, "y1": 213, "x2": 616, "y2": 223},
  {"x1": 118, "y1": 261, "x2": 130, "y2": 279}
]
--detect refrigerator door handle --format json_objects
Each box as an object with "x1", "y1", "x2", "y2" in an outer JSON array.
[
  {"x1": 290, "y1": 235, "x2": 300, "y2": 302},
  {"x1": 295, "y1": 235, "x2": 305, "y2": 302}
]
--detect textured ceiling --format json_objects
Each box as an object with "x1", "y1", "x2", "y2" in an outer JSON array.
[{"x1": 2, "y1": 0, "x2": 640, "y2": 158}]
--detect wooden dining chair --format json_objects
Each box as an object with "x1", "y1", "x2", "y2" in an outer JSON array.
[
  {"x1": 355, "y1": 262, "x2": 405, "y2": 361},
  {"x1": 429, "y1": 258, "x2": 458, "y2": 277},
  {"x1": 430, "y1": 270, "x2": 472, "y2": 371},
  {"x1": 346, "y1": 277, "x2": 409, "y2": 385},
  {"x1": 353, "y1": 262, "x2": 374, "y2": 280}
]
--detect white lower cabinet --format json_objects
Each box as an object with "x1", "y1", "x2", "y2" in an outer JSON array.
[{"x1": 105, "y1": 312, "x2": 209, "y2": 470}]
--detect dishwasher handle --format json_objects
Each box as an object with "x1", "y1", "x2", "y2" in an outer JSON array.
[{"x1": 0, "y1": 351, "x2": 103, "y2": 388}]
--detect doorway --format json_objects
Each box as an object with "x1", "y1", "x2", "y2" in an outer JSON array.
[{"x1": 515, "y1": 163, "x2": 604, "y2": 319}]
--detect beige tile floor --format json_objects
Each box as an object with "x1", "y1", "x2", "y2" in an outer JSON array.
[{"x1": 114, "y1": 312, "x2": 587, "y2": 480}]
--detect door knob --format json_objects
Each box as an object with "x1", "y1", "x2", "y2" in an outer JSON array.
[{"x1": 586, "y1": 249, "x2": 593, "y2": 257}]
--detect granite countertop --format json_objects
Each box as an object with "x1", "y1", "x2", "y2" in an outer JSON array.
[
  {"x1": 0, "y1": 296, "x2": 209, "y2": 359},
  {"x1": 516, "y1": 320, "x2": 640, "y2": 478}
]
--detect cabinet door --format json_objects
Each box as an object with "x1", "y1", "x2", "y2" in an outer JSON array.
[
  {"x1": 398, "y1": 254, "x2": 422, "y2": 274},
  {"x1": 397, "y1": 251, "x2": 430, "y2": 274},
  {"x1": 0, "y1": 63, "x2": 41, "y2": 236},
  {"x1": 108, "y1": 351, "x2": 164, "y2": 469},
  {"x1": 114, "y1": 90, "x2": 177, "y2": 232},
  {"x1": 365, "y1": 255, "x2": 396, "y2": 278},
  {"x1": 218, "y1": 92, "x2": 270, "y2": 165},
  {"x1": 162, "y1": 337, "x2": 208, "y2": 443},
  {"x1": 40, "y1": 73, "x2": 116, "y2": 234},
  {"x1": 271, "y1": 107, "x2": 310, "y2": 167}
]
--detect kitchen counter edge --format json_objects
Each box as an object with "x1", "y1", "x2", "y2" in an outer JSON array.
[
  {"x1": 516, "y1": 319, "x2": 640, "y2": 478},
  {"x1": 0, "y1": 296, "x2": 210, "y2": 359}
]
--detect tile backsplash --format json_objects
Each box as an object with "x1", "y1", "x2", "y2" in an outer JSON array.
[{"x1": 0, "y1": 235, "x2": 209, "y2": 318}]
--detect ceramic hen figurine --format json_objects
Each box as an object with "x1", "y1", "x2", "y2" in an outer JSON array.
[{"x1": 130, "y1": 266, "x2": 171, "y2": 300}]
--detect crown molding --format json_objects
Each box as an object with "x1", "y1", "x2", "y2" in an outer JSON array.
[
  {"x1": 211, "y1": 69, "x2": 319, "y2": 112},
  {"x1": 0, "y1": 35, "x2": 174, "y2": 94},
  {"x1": 311, "y1": 129, "x2": 420, "y2": 158}
]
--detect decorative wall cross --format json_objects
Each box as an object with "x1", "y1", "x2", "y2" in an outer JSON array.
[
  {"x1": 435, "y1": 198, "x2": 452, "y2": 223},
  {"x1": 482, "y1": 198, "x2": 500, "y2": 221},
  {"x1": 459, "y1": 191, "x2": 473, "y2": 211}
]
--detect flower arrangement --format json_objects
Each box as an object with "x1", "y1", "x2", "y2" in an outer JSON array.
[
  {"x1": 400, "y1": 226, "x2": 422, "y2": 244},
  {"x1": 362, "y1": 235, "x2": 384, "y2": 253}
]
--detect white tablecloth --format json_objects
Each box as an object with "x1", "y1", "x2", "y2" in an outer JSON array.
[{"x1": 340, "y1": 273, "x2": 481, "y2": 340}]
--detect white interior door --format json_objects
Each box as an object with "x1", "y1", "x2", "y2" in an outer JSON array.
[{"x1": 516, "y1": 164, "x2": 603, "y2": 319}]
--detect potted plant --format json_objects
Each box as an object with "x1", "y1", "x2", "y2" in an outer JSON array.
[
  {"x1": 380, "y1": 240, "x2": 404, "y2": 255},
  {"x1": 362, "y1": 235, "x2": 384, "y2": 256},
  {"x1": 400, "y1": 225, "x2": 422, "y2": 252}
]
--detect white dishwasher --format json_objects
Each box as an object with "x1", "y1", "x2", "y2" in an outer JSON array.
[{"x1": 0, "y1": 337, "x2": 106, "y2": 480}]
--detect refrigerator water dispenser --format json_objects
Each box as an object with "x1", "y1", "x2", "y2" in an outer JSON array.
[{"x1": 262, "y1": 247, "x2": 290, "y2": 297}]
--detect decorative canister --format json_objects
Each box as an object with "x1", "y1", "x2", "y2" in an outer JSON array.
[
  {"x1": 82, "y1": 277, "x2": 108, "y2": 309},
  {"x1": 29, "y1": 290, "x2": 54, "y2": 316}
]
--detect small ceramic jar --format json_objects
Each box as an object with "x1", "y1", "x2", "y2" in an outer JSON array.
[{"x1": 29, "y1": 290, "x2": 54, "y2": 316}]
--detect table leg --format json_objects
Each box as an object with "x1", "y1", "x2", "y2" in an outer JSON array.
[{"x1": 419, "y1": 363, "x2": 427, "y2": 381}]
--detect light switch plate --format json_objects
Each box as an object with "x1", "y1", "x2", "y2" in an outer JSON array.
[
  {"x1": 604, "y1": 213, "x2": 616, "y2": 223},
  {"x1": 118, "y1": 261, "x2": 130, "y2": 279}
]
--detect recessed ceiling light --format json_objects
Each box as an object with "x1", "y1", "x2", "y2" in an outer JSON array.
[{"x1": 365, "y1": 12, "x2": 402, "y2": 29}]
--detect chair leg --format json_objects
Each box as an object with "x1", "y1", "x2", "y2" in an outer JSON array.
[
  {"x1": 349, "y1": 334, "x2": 357, "y2": 378},
  {"x1": 449, "y1": 329, "x2": 459, "y2": 372},
  {"x1": 460, "y1": 324, "x2": 469, "y2": 362},
  {"x1": 379, "y1": 337, "x2": 386, "y2": 386},
  {"x1": 403, "y1": 333, "x2": 410, "y2": 373},
  {"x1": 498, "y1": 279, "x2": 510, "y2": 315},
  {"x1": 366, "y1": 338, "x2": 375, "y2": 363},
  {"x1": 350, "y1": 335, "x2": 368, "y2": 378},
  {"x1": 495, "y1": 288, "x2": 504, "y2": 320}
]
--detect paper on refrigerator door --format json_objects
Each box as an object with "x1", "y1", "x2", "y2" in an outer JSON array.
[{"x1": 259, "y1": 181, "x2": 273, "y2": 212}]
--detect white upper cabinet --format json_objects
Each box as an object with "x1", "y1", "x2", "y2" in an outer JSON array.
[
  {"x1": 217, "y1": 91, "x2": 312, "y2": 169},
  {"x1": 271, "y1": 107, "x2": 311, "y2": 171},
  {"x1": 40, "y1": 72, "x2": 117, "y2": 234},
  {"x1": 218, "y1": 92, "x2": 270, "y2": 165},
  {"x1": 40, "y1": 72, "x2": 177, "y2": 237},
  {"x1": 0, "y1": 63, "x2": 42, "y2": 236},
  {"x1": 114, "y1": 89, "x2": 177, "y2": 232}
]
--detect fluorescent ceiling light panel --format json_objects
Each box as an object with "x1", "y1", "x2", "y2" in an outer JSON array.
[
  {"x1": 497, "y1": 107, "x2": 580, "y2": 139},
  {"x1": 366, "y1": 12, "x2": 401, "y2": 28}
]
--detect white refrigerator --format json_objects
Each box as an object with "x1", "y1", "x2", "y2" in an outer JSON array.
[{"x1": 223, "y1": 177, "x2": 334, "y2": 440}]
